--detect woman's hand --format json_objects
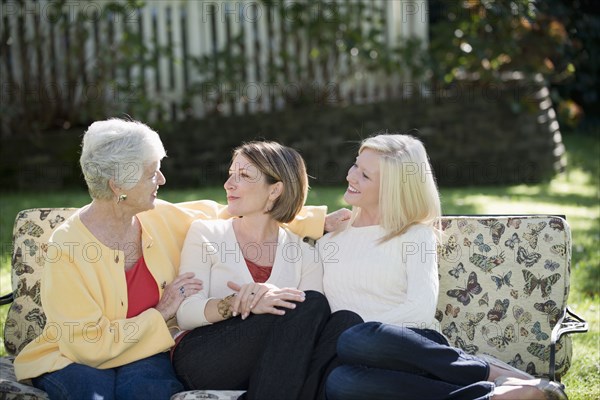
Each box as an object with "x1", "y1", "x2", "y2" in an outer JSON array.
[
  {"x1": 227, "y1": 281, "x2": 305, "y2": 319},
  {"x1": 155, "y1": 272, "x2": 203, "y2": 321},
  {"x1": 325, "y1": 208, "x2": 351, "y2": 233},
  {"x1": 250, "y1": 287, "x2": 307, "y2": 318}
]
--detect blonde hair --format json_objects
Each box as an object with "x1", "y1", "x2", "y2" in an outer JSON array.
[
  {"x1": 355, "y1": 133, "x2": 441, "y2": 242},
  {"x1": 232, "y1": 141, "x2": 308, "y2": 223}
]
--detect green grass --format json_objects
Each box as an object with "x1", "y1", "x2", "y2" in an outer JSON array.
[{"x1": 0, "y1": 133, "x2": 598, "y2": 398}]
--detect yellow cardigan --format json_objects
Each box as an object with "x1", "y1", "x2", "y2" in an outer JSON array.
[{"x1": 14, "y1": 200, "x2": 325, "y2": 381}]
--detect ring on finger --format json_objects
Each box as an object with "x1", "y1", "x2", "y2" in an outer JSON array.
[{"x1": 179, "y1": 286, "x2": 186, "y2": 297}]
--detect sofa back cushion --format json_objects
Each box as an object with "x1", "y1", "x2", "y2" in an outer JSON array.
[
  {"x1": 436, "y1": 216, "x2": 571, "y2": 379},
  {"x1": 4, "y1": 208, "x2": 77, "y2": 355}
]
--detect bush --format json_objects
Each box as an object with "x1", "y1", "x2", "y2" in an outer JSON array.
[{"x1": 427, "y1": 0, "x2": 599, "y2": 131}]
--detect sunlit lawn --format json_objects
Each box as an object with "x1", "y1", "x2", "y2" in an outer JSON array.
[{"x1": 0, "y1": 133, "x2": 598, "y2": 398}]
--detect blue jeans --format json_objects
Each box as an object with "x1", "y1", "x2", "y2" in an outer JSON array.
[
  {"x1": 32, "y1": 352, "x2": 183, "y2": 400},
  {"x1": 326, "y1": 322, "x2": 494, "y2": 400}
]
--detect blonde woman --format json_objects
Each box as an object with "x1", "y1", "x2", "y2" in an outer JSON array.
[{"x1": 321, "y1": 134, "x2": 568, "y2": 400}]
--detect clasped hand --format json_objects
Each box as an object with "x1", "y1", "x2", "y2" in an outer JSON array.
[{"x1": 227, "y1": 281, "x2": 305, "y2": 320}]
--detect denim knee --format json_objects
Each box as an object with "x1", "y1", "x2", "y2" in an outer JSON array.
[
  {"x1": 117, "y1": 353, "x2": 184, "y2": 398},
  {"x1": 337, "y1": 321, "x2": 382, "y2": 360},
  {"x1": 32, "y1": 363, "x2": 116, "y2": 400},
  {"x1": 326, "y1": 365, "x2": 363, "y2": 400},
  {"x1": 33, "y1": 372, "x2": 77, "y2": 400},
  {"x1": 338, "y1": 323, "x2": 447, "y2": 361}
]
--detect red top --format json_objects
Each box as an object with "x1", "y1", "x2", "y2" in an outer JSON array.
[
  {"x1": 125, "y1": 257, "x2": 159, "y2": 318},
  {"x1": 245, "y1": 259, "x2": 273, "y2": 283}
]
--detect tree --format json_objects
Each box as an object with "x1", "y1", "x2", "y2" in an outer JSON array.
[{"x1": 427, "y1": 0, "x2": 599, "y2": 131}]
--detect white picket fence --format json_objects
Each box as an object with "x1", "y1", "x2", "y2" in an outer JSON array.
[{"x1": 1, "y1": 0, "x2": 429, "y2": 122}]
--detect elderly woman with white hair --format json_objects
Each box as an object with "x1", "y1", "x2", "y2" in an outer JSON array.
[
  {"x1": 13, "y1": 118, "x2": 325, "y2": 399},
  {"x1": 13, "y1": 118, "x2": 202, "y2": 398}
]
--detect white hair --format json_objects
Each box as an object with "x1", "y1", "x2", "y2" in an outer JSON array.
[{"x1": 79, "y1": 118, "x2": 166, "y2": 200}]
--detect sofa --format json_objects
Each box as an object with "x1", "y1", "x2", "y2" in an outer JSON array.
[{"x1": 0, "y1": 208, "x2": 588, "y2": 399}]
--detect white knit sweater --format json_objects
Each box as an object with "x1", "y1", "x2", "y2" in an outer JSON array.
[
  {"x1": 177, "y1": 219, "x2": 323, "y2": 330},
  {"x1": 320, "y1": 223, "x2": 439, "y2": 328}
]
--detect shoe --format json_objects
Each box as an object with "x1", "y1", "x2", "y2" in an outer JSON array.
[
  {"x1": 478, "y1": 353, "x2": 534, "y2": 380},
  {"x1": 494, "y1": 377, "x2": 568, "y2": 400}
]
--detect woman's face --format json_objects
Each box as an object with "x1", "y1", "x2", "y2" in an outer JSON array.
[
  {"x1": 224, "y1": 154, "x2": 276, "y2": 217},
  {"x1": 344, "y1": 148, "x2": 380, "y2": 213},
  {"x1": 124, "y1": 160, "x2": 166, "y2": 212}
]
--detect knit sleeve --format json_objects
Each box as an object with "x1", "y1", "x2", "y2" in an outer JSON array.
[
  {"x1": 376, "y1": 226, "x2": 439, "y2": 328},
  {"x1": 176, "y1": 220, "x2": 217, "y2": 329}
]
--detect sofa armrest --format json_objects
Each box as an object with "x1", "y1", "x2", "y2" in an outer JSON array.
[
  {"x1": 0, "y1": 356, "x2": 49, "y2": 399},
  {"x1": 0, "y1": 292, "x2": 13, "y2": 306},
  {"x1": 549, "y1": 307, "x2": 588, "y2": 381}
]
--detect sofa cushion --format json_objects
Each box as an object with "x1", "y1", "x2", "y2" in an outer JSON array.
[
  {"x1": 0, "y1": 356, "x2": 48, "y2": 399},
  {"x1": 170, "y1": 390, "x2": 245, "y2": 400},
  {"x1": 436, "y1": 216, "x2": 572, "y2": 379},
  {"x1": 4, "y1": 209, "x2": 77, "y2": 356}
]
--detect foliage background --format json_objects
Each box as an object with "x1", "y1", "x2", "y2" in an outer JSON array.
[
  {"x1": 428, "y1": 0, "x2": 599, "y2": 132},
  {"x1": 1, "y1": 0, "x2": 598, "y2": 135}
]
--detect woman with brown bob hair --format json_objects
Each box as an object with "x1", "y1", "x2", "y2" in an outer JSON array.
[{"x1": 172, "y1": 141, "x2": 359, "y2": 399}]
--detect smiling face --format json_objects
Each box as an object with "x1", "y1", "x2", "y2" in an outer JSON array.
[
  {"x1": 120, "y1": 160, "x2": 166, "y2": 213},
  {"x1": 224, "y1": 154, "x2": 279, "y2": 218},
  {"x1": 344, "y1": 148, "x2": 381, "y2": 217}
]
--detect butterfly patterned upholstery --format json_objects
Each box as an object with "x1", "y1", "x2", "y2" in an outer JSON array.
[
  {"x1": 437, "y1": 215, "x2": 587, "y2": 381},
  {"x1": 1, "y1": 208, "x2": 76, "y2": 399}
]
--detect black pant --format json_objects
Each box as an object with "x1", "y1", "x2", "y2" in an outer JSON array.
[
  {"x1": 172, "y1": 291, "x2": 333, "y2": 400},
  {"x1": 300, "y1": 310, "x2": 364, "y2": 400}
]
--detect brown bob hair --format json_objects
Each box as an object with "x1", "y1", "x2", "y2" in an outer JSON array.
[{"x1": 232, "y1": 141, "x2": 308, "y2": 223}]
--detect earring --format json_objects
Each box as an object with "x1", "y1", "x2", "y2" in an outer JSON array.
[{"x1": 117, "y1": 194, "x2": 127, "y2": 204}]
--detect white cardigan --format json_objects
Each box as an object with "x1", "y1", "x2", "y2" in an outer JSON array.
[
  {"x1": 177, "y1": 219, "x2": 323, "y2": 330},
  {"x1": 320, "y1": 223, "x2": 439, "y2": 328}
]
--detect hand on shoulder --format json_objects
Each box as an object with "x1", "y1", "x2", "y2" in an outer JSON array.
[{"x1": 325, "y1": 208, "x2": 352, "y2": 233}]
